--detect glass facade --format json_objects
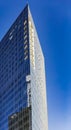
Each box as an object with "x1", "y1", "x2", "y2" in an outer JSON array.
[
  {"x1": 8, "y1": 107, "x2": 31, "y2": 130},
  {"x1": 0, "y1": 5, "x2": 30, "y2": 130},
  {"x1": 0, "y1": 4, "x2": 48, "y2": 130}
]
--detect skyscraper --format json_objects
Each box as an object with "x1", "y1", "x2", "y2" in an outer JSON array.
[{"x1": 0, "y1": 4, "x2": 48, "y2": 130}]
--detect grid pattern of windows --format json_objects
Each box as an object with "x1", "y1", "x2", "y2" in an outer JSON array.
[
  {"x1": 0, "y1": 4, "x2": 48, "y2": 130},
  {"x1": 0, "y1": 5, "x2": 30, "y2": 130},
  {"x1": 8, "y1": 107, "x2": 31, "y2": 130}
]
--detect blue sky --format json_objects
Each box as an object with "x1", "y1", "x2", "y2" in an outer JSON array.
[{"x1": 0, "y1": 0, "x2": 71, "y2": 130}]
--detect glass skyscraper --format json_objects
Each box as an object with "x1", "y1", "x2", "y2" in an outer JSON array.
[{"x1": 0, "y1": 4, "x2": 48, "y2": 130}]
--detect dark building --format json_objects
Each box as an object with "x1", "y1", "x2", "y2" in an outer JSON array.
[
  {"x1": 8, "y1": 107, "x2": 31, "y2": 130},
  {"x1": 0, "y1": 4, "x2": 48, "y2": 130}
]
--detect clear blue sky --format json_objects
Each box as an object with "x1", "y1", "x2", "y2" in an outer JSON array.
[{"x1": 0, "y1": 0, "x2": 71, "y2": 130}]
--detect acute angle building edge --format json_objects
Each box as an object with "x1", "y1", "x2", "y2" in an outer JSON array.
[{"x1": 0, "y1": 4, "x2": 48, "y2": 130}]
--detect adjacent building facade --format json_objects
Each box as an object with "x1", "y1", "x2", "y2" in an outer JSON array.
[
  {"x1": 0, "y1": 4, "x2": 48, "y2": 130},
  {"x1": 8, "y1": 107, "x2": 31, "y2": 130}
]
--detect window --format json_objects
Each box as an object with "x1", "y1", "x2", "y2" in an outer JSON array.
[
  {"x1": 24, "y1": 55, "x2": 28, "y2": 60},
  {"x1": 24, "y1": 39, "x2": 28, "y2": 45},
  {"x1": 24, "y1": 45, "x2": 28, "y2": 50},
  {"x1": 9, "y1": 35, "x2": 13, "y2": 40},
  {"x1": 24, "y1": 20, "x2": 27, "y2": 25},
  {"x1": 24, "y1": 35, "x2": 27, "y2": 40}
]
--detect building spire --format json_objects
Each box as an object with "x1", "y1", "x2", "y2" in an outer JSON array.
[
  {"x1": 26, "y1": 0, "x2": 29, "y2": 5},
  {"x1": 26, "y1": 0, "x2": 29, "y2": 9}
]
